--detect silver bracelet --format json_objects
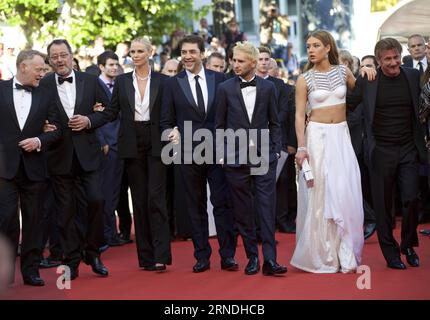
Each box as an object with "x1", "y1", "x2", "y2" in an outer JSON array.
[{"x1": 297, "y1": 147, "x2": 307, "y2": 152}]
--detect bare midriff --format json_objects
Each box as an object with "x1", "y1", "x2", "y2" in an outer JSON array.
[{"x1": 309, "y1": 103, "x2": 346, "y2": 123}]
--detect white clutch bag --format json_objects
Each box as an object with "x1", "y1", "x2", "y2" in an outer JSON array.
[{"x1": 302, "y1": 159, "x2": 314, "y2": 188}]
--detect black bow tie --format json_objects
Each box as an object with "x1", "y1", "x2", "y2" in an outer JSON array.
[
  {"x1": 106, "y1": 82, "x2": 114, "y2": 89},
  {"x1": 58, "y1": 76, "x2": 73, "y2": 85},
  {"x1": 240, "y1": 79, "x2": 256, "y2": 89},
  {"x1": 15, "y1": 83, "x2": 33, "y2": 92}
]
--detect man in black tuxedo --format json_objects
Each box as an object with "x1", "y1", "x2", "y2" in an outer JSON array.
[
  {"x1": 41, "y1": 39, "x2": 111, "y2": 279},
  {"x1": 215, "y1": 42, "x2": 287, "y2": 276},
  {"x1": 255, "y1": 47, "x2": 295, "y2": 233},
  {"x1": 160, "y1": 35, "x2": 236, "y2": 273},
  {"x1": 98, "y1": 37, "x2": 172, "y2": 271},
  {"x1": 0, "y1": 50, "x2": 62, "y2": 286},
  {"x1": 348, "y1": 38, "x2": 428, "y2": 270}
]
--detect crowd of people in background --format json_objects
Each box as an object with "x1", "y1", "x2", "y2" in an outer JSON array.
[{"x1": 0, "y1": 17, "x2": 429, "y2": 289}]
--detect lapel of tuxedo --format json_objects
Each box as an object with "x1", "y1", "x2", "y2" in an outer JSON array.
[
  {"x1": 402, "y1": 67, "x2": 420, "y2": 119},
  {"x1": 124, "y1": 72, "x2": 135, "y2": 114},
  {"x1": 177, "y1": 71, "x2": 201, "y2": 115},
  {"x1": 235, "y1": 76, "x2": 251, "y2": 125},
  {"x1": 22, "y1": 87, "x2": 41, "y2": 132},
  {"x1": 3, "y1": 80, "x2": 20, "y2": 130},
  {"x1": 250, "y1": 76, "x2": 262, "y2": 126},
  {"x1": 149, "y1": 72, "x2": 159, "y2": 114},
  {"x1": 74, "y1": 71, "x2": 84, "y2": 115},
  {"x1": 205, "y1": 69, "x2": 215, "y2": 117}
]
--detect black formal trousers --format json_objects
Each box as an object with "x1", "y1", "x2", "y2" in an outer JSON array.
[
  {"x1": 125, "y1": 122, "x2": 171, "y2": 267},
  {"x1": 178, "y1": 163, "x2": 236, "y2": 262},
  {"x1": 276, "y1": 155, "x2": 297, "y2": 229},
  {"x1": 0, "y1": 164, "x2": 45, "y2": 277},
  {"x1": 40, "y1": 179, "x2": 63, "y2": 259},
  {"x1": 224, "y1": 161, "x2": 277, "y2": 261},
  {"x1": 100, "y1": 149, "x2": 124, "y2": 244},
  {"x1": 116, "y1": 171, "x2": 132, "y2": 237},
  {"x1": 52, "y1": 153, "x2": 104, "y2": 268},
  {"x1": 369, "y1": 141, "x2": 420, "y2": 261},
  {"x1": 173, "y1": 166, "x2": 193, "y2": 239}
]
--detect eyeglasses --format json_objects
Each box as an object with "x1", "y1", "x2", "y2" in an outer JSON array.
[{"x1": 49, "y1": 53, "x2": 70, "y2": 61}]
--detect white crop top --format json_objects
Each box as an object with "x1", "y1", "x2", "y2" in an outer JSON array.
[{"x1": 303, "y1": 65, "x2": 347, "y2": 112}]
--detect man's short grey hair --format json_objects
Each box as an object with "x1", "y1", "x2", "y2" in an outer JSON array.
[
  {"x1": 407, "y1": 34, "x2": 426, "y2": 46},
  {"x1": 16, "y1": 50, "x2": 45, "y2": 69}
]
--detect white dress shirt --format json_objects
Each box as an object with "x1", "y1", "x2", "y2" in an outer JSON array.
[
  {"x1": 132, "y1": 69, "x2": 151, "y2": 121},
  {"x1": 413, "y1": 56, "x2": 428, "y2": 72},
  {"x1": 55, "y1": 71, "x2": 76, "y2": 119},
  {"x1": 239, "y1": 76, "x2": 257, "y2": 123},
  {"x1": 186, "y1": 68, "x2": 208, "y2": 112},
  {"x1": 13, "y1": 78, "x2": 32, "y2": 130}
]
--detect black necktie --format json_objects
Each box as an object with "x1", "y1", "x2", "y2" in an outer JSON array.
[
  {"x1": 15, "y1": 83, "x2": 33, "y2": 92},
  {"x1": 418, "y1": 61, "x2": 424, "y2": 76},
  {"x1": 194, "y1": 75, "x2": 205, "y2": 115},
  {"x1": 58, "y1": 76, "x2": 73, "y2": 85},
  {"x1": 240, "y1": 78, "x2": 256, "y2": 89}
]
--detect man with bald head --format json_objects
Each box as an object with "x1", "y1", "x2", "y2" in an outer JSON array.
[
  {"x1": 0, "y1": 50, "x2": 62, "y2": 286},
  {"x1": 162, "y1": 59, "x2": 179, "y2": 77},
  {"x1": 206, "y1": 52, "x2": 226, "y2": 73}
]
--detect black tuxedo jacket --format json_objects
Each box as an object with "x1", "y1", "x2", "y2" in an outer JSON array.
[
  {"x1": 160, "y1": 69, "x2": 226, "y2": 152},
  {"x1": 347, "y1": 67, "x2": 428, "y2": 167},
  {"x1": 215, "y1": 75, "x2": 281, "y2": 166},
  {"x1": 101, "y1": 71, "x2": 167, "y2": 158},
  {"x1": 0, "y1": 79, "x2": 62, "y2": 181},
  {"x1": 40, "y1": 71, "x2": 110, "y2": 175},
  {"x1": 266, "y1": 76, "x2": 288, "y2": 124}
]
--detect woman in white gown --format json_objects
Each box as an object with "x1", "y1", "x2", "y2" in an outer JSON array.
[{"x1": 291, "y1": 30, "x2": 375, "y2": 273}]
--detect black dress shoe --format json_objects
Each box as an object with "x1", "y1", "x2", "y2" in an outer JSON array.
[
  {"x1": 98, "y1": 244, "x2": 109, "y2": 253},
  {"x1": 363, "y1": 222, "x2": 377, "y2": 240},
  {"x1": 193, "y1": 260, "x2": 210, "y2": 273},
  {"x1": 39, "y1": 257, "x2": 61, "y2": 269},
  {"x1": 221, "y1": 257, "x2": 239, "y2": 271},
  {"x1": 262, "y1": 260, "x2": 288, "y2": 276},
  {"x1": 403, "y1": 248, "x2": 419, "y2": 267},
  {"x1": 244, "y1": 257, "x2": 260, "y2": 275},
  {"x1": 278, "y1": 223, "x2": 296, "y2": 234},
  {"x1": 386, "y1": 258, "x2": 407, "y2": 270},
  {"x1": 23, "y1": 275, "x2": 45, "y2": 286},
  {"x1": 419, "y1": 229, "x2": 430, "y2": 236},
  {"x1": 142, "y1": 264, "x2": 167, "y2": 271},
  {"x1": 70, "y1": 267, "x2": 79, "y2": 280},
  {"x1": 84, "y1": 256, "x2": 109, "y2": 276},
  {"x1": 118, "y1": 233, "x2": 133, "y2": 244}
]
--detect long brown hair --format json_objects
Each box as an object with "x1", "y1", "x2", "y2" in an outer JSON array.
[{"x1": 304, "y1": 30, "x2": 339, "y2": 72}]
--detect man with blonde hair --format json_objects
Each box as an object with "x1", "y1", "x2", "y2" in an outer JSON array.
[{"x1": 215, "y1": 42, "x2": 287, "y2": 276}]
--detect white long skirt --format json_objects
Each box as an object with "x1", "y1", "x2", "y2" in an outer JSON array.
[{"x1": 290, "y1": 121, "x2": 364, "y2": 273}]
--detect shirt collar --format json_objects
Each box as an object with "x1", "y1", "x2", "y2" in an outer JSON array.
[
  {"x1": 186, "y1": 66, "x2": 205, "y2": 81},
  {"x1": 239, "y1": 75, "x2": 256, "y2": 82},
  {"x1": 55, "y1": 70, "x2": 75, "y2": 84},
  {"x1": 99, "y1": 74, "x2": 115, "y2": 86},
  {"x1": 414, "y1": 57, "x2": 428, "y2": 67},
  {"x1": 13, "y1": 77, "x2": 23, "y2": 87}
]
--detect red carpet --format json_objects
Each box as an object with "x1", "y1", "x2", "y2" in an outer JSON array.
[{"x1": 2, "y1": 223, "x2": 430, "y2": 300}]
